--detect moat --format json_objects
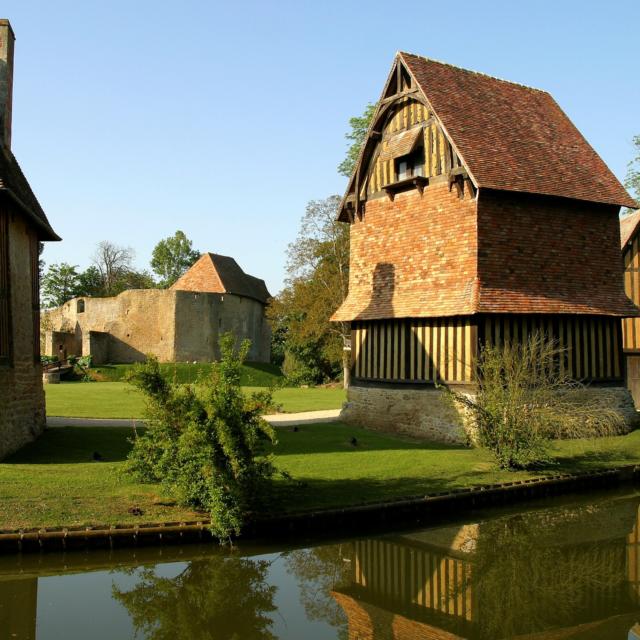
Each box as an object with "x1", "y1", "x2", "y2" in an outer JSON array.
[{"x1": 3, "y1": 487, "x2": 640, "y2": 639}]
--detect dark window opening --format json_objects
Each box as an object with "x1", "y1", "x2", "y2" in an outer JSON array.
[
  {"x1": 77, "y1": 299, "x2": 85, "y2": 313},
  {"x1": 395, "y1": 147, "x2": 424, "y2": 181}
]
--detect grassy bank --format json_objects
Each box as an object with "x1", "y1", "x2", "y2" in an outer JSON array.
[
  {"x1": 88, "y1": 361, "x2": 285, "y2": 386},
  {"x1": 2, "y1": 424, "x2": 640, "y2": 530},
  {"x1": 45, "y1": 382, "x2": 346, "y2": 418}
]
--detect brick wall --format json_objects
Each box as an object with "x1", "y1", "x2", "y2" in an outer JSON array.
[
  {"x1": 477, "y1": 191, "x2": 632, "y2": 315},
  {"x1": 334, "y1": 180, "x2": 478, "y2": 321},
  {"x1": 0, "y1": 211, "x2": 45, "y2": 459}
]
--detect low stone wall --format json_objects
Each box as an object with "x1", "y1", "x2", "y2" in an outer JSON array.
[
  {"x1": 341, "y1": 383, "x2": 640, "y2": 444},
  {"x1": 341, "y1": 383, "x2": 470, "y2": 443}
]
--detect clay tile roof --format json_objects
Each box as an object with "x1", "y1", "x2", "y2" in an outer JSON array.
[
  {"x1": 0, "y1": 146, "x2": 60, "y2": 240},
  {"x1": 621, "y1": 210, "x2": 640, "y2": 249},
  {"x1": 399, "y1": 52, "x2": 638, "y2": 209},
  {"x1": 171, "y1": 253, "x2": 271, "y2": 303}
]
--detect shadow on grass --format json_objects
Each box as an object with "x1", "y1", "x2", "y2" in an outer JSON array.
[
  {"x1": 550, "y1": 446, "x2": 640, "y2": 473},
  {"x1": 4, "y1": 427, "x2": 134, "y2": 464},
  {"x1": 272, "y1": 424, "x2": 468, "y2": 456},
  {"x1": 266, "y1": 470, "x2": 494, "y2": 514}
]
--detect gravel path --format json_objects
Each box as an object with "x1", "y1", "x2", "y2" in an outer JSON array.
[{"x1": 46, "y1": 409, "x2": 342, "y2": 429}]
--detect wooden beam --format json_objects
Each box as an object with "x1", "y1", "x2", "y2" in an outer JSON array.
[{"x1": 380, "y1": 88, "x2": 420, "y2": 105}]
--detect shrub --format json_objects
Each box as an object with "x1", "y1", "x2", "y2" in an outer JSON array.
[
  {"x1": 445, "y1": 332, "x2": 623, "y2": 470},
  {"x1": 126, "y1": 333, "x2": 277, "y2": 540}
]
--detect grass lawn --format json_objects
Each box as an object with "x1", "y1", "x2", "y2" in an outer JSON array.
[
  {"x1": 3, "y1": 423, "x2": 640, "y2": 530},
  {"x1": 88, "y1": 361, "x2": 285, "y2": 386},
  {"x1": 45, "y1": 382, "x2": 346, "y2": 418}
]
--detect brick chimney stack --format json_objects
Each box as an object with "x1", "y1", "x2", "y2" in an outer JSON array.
[{"x1": 0, "y1": 19, "x2": 14, "y2": 149}]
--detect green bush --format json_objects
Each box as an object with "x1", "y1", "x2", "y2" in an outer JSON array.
[
  {"x1": 126, "y1": 333, "x2": 277, "y2": 540},
  {"x1": 445, "y1": 333, "x2": 623, "y2": 470}
]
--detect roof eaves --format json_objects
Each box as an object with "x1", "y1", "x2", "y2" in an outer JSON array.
[{"x1": 0, "y1": 187, "x2": 61, "y2": 241}]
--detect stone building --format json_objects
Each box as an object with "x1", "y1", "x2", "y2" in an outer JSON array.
[
  {"x1": 43, "y1": 252, "x2": 271, "y2": 364},
  {"x1": 0, "y1": 19, "x2": 60, "y2": 458},
  {"x1": 332, "y1": 52, "x2": 639, "y2": 442},
  {"x1": 620, "y1": 209, "x2": 640, "y2": 405}
]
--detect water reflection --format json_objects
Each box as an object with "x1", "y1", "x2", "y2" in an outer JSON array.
[
  {"x1": 113, "y1": 557, "x2": 277, "y2": 639},
  {"x1": 2, "y1": 490, "x2": 640, "y2": 639}
]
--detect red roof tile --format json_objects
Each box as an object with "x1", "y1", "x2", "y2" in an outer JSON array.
[
  {"x1": 171, "y1": 253, "x2": 270, "y2": 303},
  {"x1": 400, "y1": 53, "x2": 637, "y2": 209}
]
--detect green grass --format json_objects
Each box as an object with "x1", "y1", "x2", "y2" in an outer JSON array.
[
  {"x1": 0, "y1": 427, "x2": 198, "y2": 530},
  {"x1": 3, "y1": 423, "x2": 640, "y2": 530},
  {"x1": 45, "y1": 382, "x2": 346, "y2": 418},
  {"x1": 88, "y1": 361, "x2": 285, "y2": 386}
]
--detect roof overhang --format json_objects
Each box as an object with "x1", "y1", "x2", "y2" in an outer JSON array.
[{"x1": 0, "y1": 188, "x2": 61, "y2": 241}]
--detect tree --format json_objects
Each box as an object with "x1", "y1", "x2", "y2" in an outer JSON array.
[
  {"x1": 150, "y1": 230, "x2": 200, "y2": 288},
  {"x1": 113, "y1": 557, "x2": 277, "y2": 639},
  {"x1": 111, "y1": 268, "x2": 156, "y2": 294},
  {"x1": 625, "y1": 134, "x2": 640, "y2": 206},
  {"x1": 337, "y1": 102, "x2": 376, "y2": 178},
  {"x1": 267, "y1": 196, "x2": 350, "y2": 386},
  {"x1": 126, "y1": 333, "x2": 276, "y2": 540},
  {"x1": 92, "y1": 241, "x2": 135, "y2": 295},
  {"x1": 75, "y1": 266, "x2": 104, "y2": 297},
  {"x1": 41, "y1": 262, "x2": 81, "y2": 307}
]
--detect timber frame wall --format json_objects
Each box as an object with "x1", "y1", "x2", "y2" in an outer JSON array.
[
  {"x1": 352, "y1": 314, "x2": 623, "y2": 385},
  {"x1": 623, "y1": 233, "x2": 640, "y2": 353}
]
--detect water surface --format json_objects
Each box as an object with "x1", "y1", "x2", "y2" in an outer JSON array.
[{"x1": 3, "y1": 487, "x2": 640, "y2": 639}]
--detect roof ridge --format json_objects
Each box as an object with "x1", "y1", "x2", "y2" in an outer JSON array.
[{"x1": 398, "y1": 51, "x2": 548, "y2": 95}]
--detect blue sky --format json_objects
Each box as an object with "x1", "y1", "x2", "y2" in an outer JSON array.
[{"x1": 4, "y1": 0, "x2": 639, "y2": 294}]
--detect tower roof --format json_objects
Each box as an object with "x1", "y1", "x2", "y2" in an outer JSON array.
[{"x1": 171, "y1": 253, "x2": 270, "y2": 303}]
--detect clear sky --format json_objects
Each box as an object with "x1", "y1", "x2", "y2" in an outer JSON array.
[{"x1": 3, "y1": 0, "x2": 639, "y2": 294}]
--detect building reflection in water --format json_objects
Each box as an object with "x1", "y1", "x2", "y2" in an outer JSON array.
[
  {"x1": 332, "y1": 494, "x2": 640, "y2": 639},
  {"x1": 2, "y1": 492, "x2": 640, "y2": 639}
]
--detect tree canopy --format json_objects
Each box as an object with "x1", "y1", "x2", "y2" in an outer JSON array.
[
  {"x1": 92, "y1": 241, "x2": 136, "y2": 296},
  {"x1": 267, "y1": 196, "x2": 350, "y2": 384},
  {"x1": 626, "y1": 134, "x2": 640, "y2": 206},
  {"x1": 150, "y1": 230, "x2": 200, "y2": 288},
  {"x1": 41, "y1": 263, "x2": 82, "y2": 307},
  {"x1": 337, "y1": 102, "x2": 376, "y2": 178}
]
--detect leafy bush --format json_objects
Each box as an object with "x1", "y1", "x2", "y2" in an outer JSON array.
[
  {"x1": 445, "y1": 332, "x2": 624, "y2": 470},
  {"x1": 126, "y1": 333, "x2": 277, "y2": 540}
]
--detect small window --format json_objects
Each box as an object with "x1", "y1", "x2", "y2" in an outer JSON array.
[
  {"x1": 77, "y1": 299, "x2": 85, "y2": 313},
  {"x1": 395, "y1": 147, "x2": 424, "y2": 181}
]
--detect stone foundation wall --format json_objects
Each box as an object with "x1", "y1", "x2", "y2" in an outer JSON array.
[
  {"x1": 341, "y1": 383, "x2": 470, "y2": 443},
  {"x1": 0, "y1": 215, "x2": 45, "y2": 459},
  {"x1": 341, "y1": 383, "x2": 640, "y2": 444}
]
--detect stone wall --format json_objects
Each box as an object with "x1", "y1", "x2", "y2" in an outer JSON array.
[
  {"x1": 341, "y1": 383, "x2": 470, "y2": 444},
  {"x1": 0, "y1": 213, "x2": 45, "y2": 459},
  {"x1": 43, "y1": 288, "x2": 271, "y2": 364},
  {"x1": 341, "y1": 382, "x2": 640, "y2": 445}
]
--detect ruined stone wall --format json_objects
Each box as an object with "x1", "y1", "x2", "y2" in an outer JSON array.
[
  {"x1": 43, "y1": 289, "x2": 271, "y2": 364},
  {"x1": 43, "y1": 290, "x2": 177, "y2": 364},
  {"x1": 173, "y1": 291, "x2": 270, "y2": 363},
  {"x1": 342, "y1": 382, "x2": 639, "y2": 445},
  {"x1": 0, "y1": 214, "x2": 45, "y2": 459}
]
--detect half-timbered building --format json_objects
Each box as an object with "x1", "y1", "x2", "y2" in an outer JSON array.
[
  {"x1": 0, "y1": 20, "x2": 60, "y2": 458},
  {"x1": 621, "y1": 209, "x2": 640, "y2": 406},
  {"x1": 332, "y1": 52, "x2": 639, "y2": 441}
]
